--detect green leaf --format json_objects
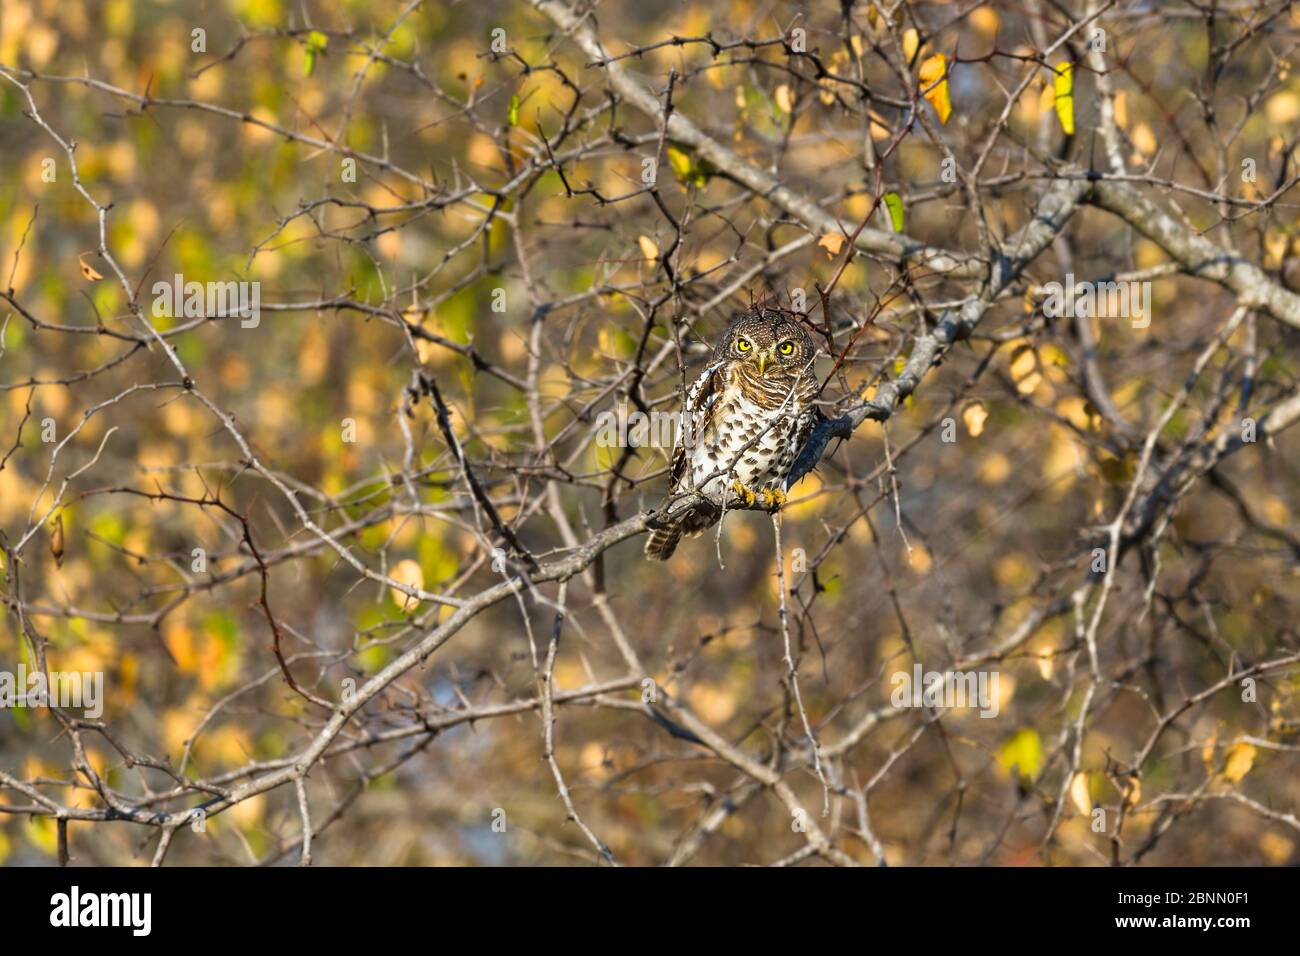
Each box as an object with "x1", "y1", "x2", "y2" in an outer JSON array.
[
  {"x1": 304, "y1": 31, "x2": 328, "y2": 76},
  {"x1": 507, "y1": 94, "x2": 520, "y2": 127},
  {"x1": 666, "y1": 145, "x2": 710, "y2": 187},
  {"x1": 883, "y1": 191, "x2": 905, "y2": 232}
]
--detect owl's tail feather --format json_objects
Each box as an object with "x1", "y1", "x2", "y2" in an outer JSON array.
[
  {"x1": 644, "y1": 527, "x2": 681, "y2": 561},
  {"x1": 645, "y1": 501, "x2": 721, "y2": 561}
]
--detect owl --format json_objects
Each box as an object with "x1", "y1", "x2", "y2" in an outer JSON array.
[{"x1": 644, "y1": 307, "x2": 820, "y2": 560}]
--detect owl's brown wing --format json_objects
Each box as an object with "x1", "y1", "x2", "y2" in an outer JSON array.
[
  {"x1": 782, "y1": 405, "x2": 821, "y2": 491},
  {"x1": 647, "y1": 359, "x2": 728, "y2": 561},
  {"x1": 669, "y1": 358, "x2": 725, "y2": 490}
]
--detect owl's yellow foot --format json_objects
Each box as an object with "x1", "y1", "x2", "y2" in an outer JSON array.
[
  {"x1": 760, "y1": 488, "x2": 787, "y2": 510},
  {"x1": 730, "y1": 479, "x2": 756, "y2": 506}
]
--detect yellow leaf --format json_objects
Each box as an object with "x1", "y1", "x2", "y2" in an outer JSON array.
[
  {"x1": 1121, "y1": 775, "x2": 1141, "y2": 808},
  {"x1": 1009, "y1": 344, "x2": 1038, "y2": 384},
  {"x1": 1263, "y1": 229, "x2": 1290, "y2": 268},
  {"x1": 1261, "y1": 494, "x2": 1291, "y2": 526},
  {"x1": 666, "y1": 145, "x2": 712, "y2": 187},
  {"x1": 1016, "y1": 371, "x2": 1042, "y2": 395},
  {"x1": 1267, "y1": 91, "x2": 1300, "y2": 125},
  {"x1": 1053, "y1": 62, "x2": 1074, "y2": 135},
  {"x1": 918, "y1": 54, "x2": 952, "y2": 124},
  {"x1": 388, "y1": 559, "x2": 424, "y2": 609},
  {"x1": 1038, "y1": 80, "x2": 1055, "y2": 117},
  {"x1": 1070, "y1": 772, "x2": 1092, "y2": 815},
  {"x1": 78, "y1": 256, "x2": 103, "y2": 281},
  {"x1": 994, "y1": 553, "x2": 1032, "y2": 589},
  {"x1": 1201, "y1": 733, "x2": 1219, "y2": 775},
  {"x1": 997, "y1": 728, "x2": 1044, "y2": 782},
  {"x1": 688, "y1": 682, "x2": 737, "y2": 724},
  {"x1": 1036, "y1": 651, "x2": 1054, "y2": 680},
  {"x1": 27, "y1": 816, "x2": 59, "y2": 857},
  {"x1": 1113, "y1": 90, "x2": 1129, "y2": 129},
  {"x1": 228, "y1": 792, "x2": 266, "y2": 830},
  {"x1": 164, "y1": 623, "x2": 198, "y2": 673},
  {"x1": 962, "y1": 401, "x2": 988, "y2": 437},
  {"x1": 818, "y1": 232, "x2": 845, "y2": 257},
  {"x1": 970, "y1": 6, "x2": 999, "y2": 37},
  {"x1": 637, "y1": 235, "x2": 659, "y2": 262},
  {"x1": 1260, "y1": 831, "x2": 1295, "y2": 865},
  {"x1": 665, "y1": 146, "x2": 691, "y2": 182},
  {"x1": 1131, "y1": 121, "x2": 1157, "y2": 156},
  {"x1": 1222, "y1": 741, "x2": 1257, "y2": 783},
  {"x1": 774, "y1": 83, "x2": 793, "y2": 114},
  {"x1": 902, "y1": 28, "x2": 920, "y2": 63},
  {"x1": 909, "y1": 542, "x2": 932, "y2": 573}
]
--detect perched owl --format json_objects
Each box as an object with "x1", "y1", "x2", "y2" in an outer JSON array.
[{"x1": 644, "y1": 307, "x2": 819, "y2": 561}]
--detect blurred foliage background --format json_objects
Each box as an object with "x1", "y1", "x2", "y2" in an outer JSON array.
[{"x1": 0, "y1": 0, "x2": 1298, "y2": 866}]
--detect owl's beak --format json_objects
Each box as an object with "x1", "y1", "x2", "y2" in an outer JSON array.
[{"x1": 755, "y1": 351, "x2": 769, "y2": 376}]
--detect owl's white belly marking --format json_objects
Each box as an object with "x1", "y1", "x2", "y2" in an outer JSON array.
[{"x1": 687, "y1": 389, "x2": 802, "y2": 499}]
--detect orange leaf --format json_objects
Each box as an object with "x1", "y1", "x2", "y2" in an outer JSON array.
[
  {"x1": 1222, "y1": 742, "x2": 1257, "y2": 783},
  {"x1": 49, "y1": 513, "x2": 65, "y2": 568},
  {"x1": 79, "y1": 256, "x2": 103, "y2": 281},
  {"x1": 818, "y1": 232, "x2": 845, "y2": 257}
]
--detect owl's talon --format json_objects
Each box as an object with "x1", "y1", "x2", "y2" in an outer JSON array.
[
  {"x1": 731, "y1": 479, "x2": 756, "y2": 506},
  {"x1": 760, "y1": 488, "x2": 787, "y2": 510}
]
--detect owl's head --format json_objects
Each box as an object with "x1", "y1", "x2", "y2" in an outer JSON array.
[{"x1": 721, "y1": 307, "x2": 817, "y2": 378}]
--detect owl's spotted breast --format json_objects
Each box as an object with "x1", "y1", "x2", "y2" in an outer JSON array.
[{"x1": 687, "y1": 367, "x2": 813, "y2": 500}]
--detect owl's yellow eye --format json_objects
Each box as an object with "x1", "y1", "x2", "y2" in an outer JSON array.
[
  {"x1": 777, "y1": 341, "x2": 795, "y2": 355},
  {"x1": 736, "y1": 338, "x2": 752, "y2": 352}
]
